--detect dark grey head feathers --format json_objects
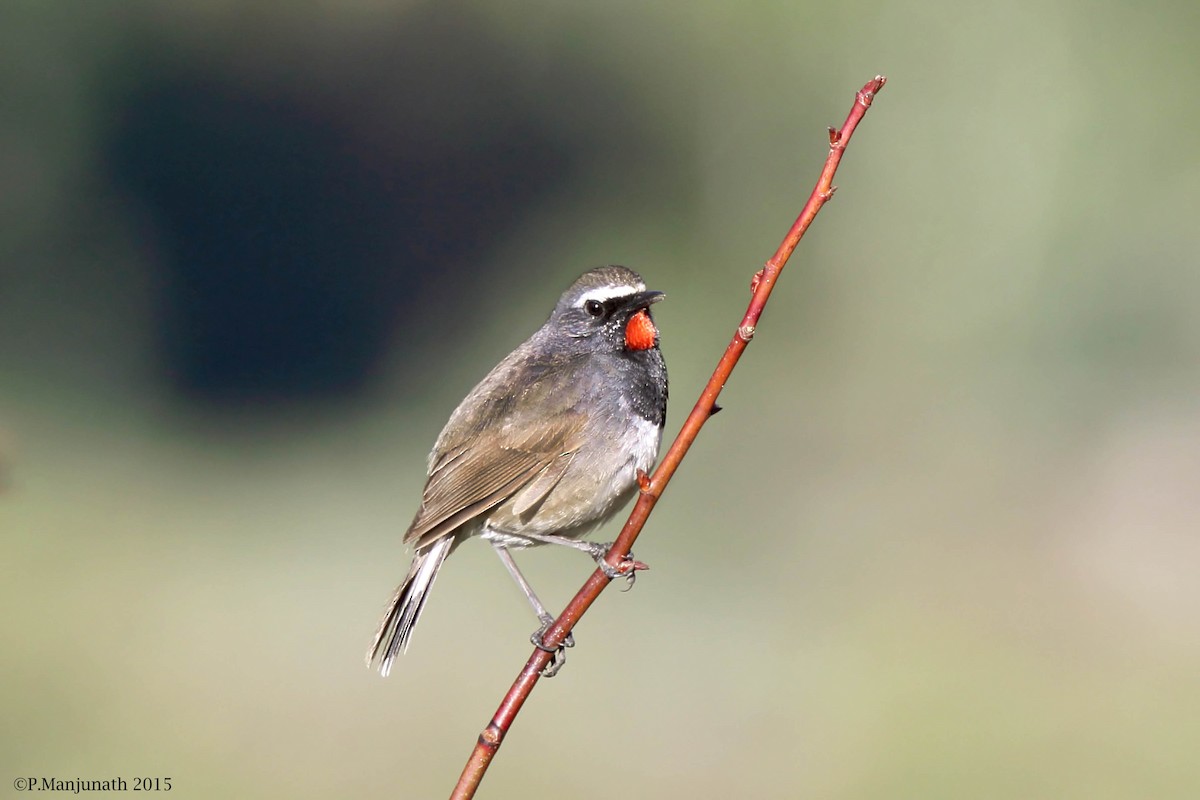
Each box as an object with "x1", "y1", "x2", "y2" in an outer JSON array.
[
  {"x1": 554, "y1": 265, "x2": 648, "y2": 314},
  {"x1": 549, "y1": 265, "x2": 664, "y2": 346}
]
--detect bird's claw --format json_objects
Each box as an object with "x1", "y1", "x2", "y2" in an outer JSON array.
[
  {"x1": 586, "y1": 542, "x2": 649, "y2": 589},
  {"x1": 531, "y1": 615, "x2": 573, "y2": 677}
]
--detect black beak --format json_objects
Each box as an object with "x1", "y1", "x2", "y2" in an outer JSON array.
[{"x1": 621, "y1": 290, "x2": 665, "y2": 312}]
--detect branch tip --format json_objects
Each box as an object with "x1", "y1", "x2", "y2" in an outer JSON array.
[{"x1": 857, "y1": 76, "x2": 887, "y2": 107}]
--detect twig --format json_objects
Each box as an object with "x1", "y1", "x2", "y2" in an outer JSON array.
[{"x1": 449, "y1": 75, "x2": 887, "y2": 800}]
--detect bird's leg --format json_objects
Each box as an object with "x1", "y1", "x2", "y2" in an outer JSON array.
[
  {"x1": 491, "y1": 544, "x2": 574, "y2": 674},
  {"x1": 515, "y1": 532, "x2": 649, "y2": 584},
  {"x1": 492, "y1": 543, "x2": 552, "y2": 619}
]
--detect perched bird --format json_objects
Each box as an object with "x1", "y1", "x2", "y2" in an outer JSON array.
[{"x1": 367, "y1": 265, "x2": 667, "y2": 677}]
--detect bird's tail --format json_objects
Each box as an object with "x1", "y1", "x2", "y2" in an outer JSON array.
[{"x1": 366, "y1": 536, "x2": 454, "y2": 676}]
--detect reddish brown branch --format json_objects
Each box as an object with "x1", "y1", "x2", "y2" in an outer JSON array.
[{"x1": 449, "y1": 75, "x2": 886, "y2": 800}]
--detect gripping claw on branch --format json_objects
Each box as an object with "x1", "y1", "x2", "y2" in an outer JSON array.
[
  {"x1": 584, "y1": 541, "x2": 649, "y2": 587},
  {"x1": 531, "y1": 614, "x2": 574, "y2": 678}
]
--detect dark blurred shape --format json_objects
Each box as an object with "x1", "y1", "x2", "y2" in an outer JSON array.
[{"x1": 104, "y1": 15, "x2": 611, "y2": 406}]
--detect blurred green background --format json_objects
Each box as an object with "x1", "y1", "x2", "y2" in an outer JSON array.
[{"x1": 3, "y1": 2, "x2": 1198, "y2": 798}]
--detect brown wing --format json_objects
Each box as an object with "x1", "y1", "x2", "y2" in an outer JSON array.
[
  {"x1": 404, "y1": 410, "x2": 585, "y2": 550},
  {"x1": 511, "y1": 451, "x2": 574, "y2": 516}
]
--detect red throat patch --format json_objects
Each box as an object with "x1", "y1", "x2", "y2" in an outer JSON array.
[{"x1": 624, "y1": 309, "x2": 657, "y2": 351}]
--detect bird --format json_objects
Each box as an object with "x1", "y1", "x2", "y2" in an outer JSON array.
[{"x1": 367, "y1": 265, "x2": 667, "y2": 677}]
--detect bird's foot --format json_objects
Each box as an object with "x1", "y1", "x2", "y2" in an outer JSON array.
[
  {"x1": 531, "y1": 614, "x2": 574, "y2": 678},
  {"x1": 585, "y1": 542, "x2": 649, "y2": 590}
]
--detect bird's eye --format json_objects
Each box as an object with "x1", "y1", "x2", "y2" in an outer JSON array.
[{"x1": 583, "y1": 299, "x2": 604, "y2": 317}]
